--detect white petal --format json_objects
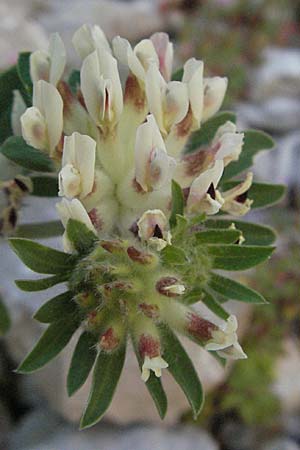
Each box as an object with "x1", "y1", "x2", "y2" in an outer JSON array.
[
  {"x1": 11, "y1": 90, "x2": 27, "y2": 136},
  {"x1": 80, "y1": 51, "x2": 104, "y2": 126},
  {"x1": 137, "y1": 209, "x2": 171, "y2": 250},
  {"x1": 81, "y1": 49, "x2": 123, "y2": 127},
  {"x1": 21, "y1": 106, "x2": 47, "y2": 150},
  {"x1": 135, "y1": 115, "x2": 174, "y2": 191},
  {"x1": 113, "y1": 36, "x2": 145, "y2": 81},
  {"x1": 165, "y1": 81, "x2": 189, "y2": 128},
  {"x1": 58, "y1": 164, "x2": 81, "y2": 198},
  {"x1": 203, "y1": 77, "x2": 228, "y2": 122},
  {"x1": 183, "y1": 58, "x2": 204, "y2": 128},
  {"x1": 150, "y1": 32, "x2": 174, "y2": 81},
  {"x1": 145, "y1": 64, "x2": 166, "y2": 133},
  {"x1": 56, "y1": 198, "x2": 96, "y2": 232},
  {"x1": 187, "y1": 160, "x2": 224, "y2": 208},
  {"x1": 134, "y1": 39, "x2": 159, "y2": 71},
  {"x1": 214, "y1": 121, "x2": 244, "y2": 165},
  {"x1": 72, "y1": 24, "x2": 110, "y2": 59},
  {"x1": 33, "y1": 80, "x2": 63, "y2": 153},
  {"x1": 30, "y1": 50, "x2": 50, "y2": 84},
  {"x1": 61, "y1": 132, "x2": 96, "y2": 198},
  {"x1": 48, "y1": 33, "x2": 66, "y2": 86}
]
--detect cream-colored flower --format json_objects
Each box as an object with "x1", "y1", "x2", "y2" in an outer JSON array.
[
  {"x1": 203, "y1": 77, "x2": 228, "y2": 122},
  {"x1": 221, "y1": 172, "x2": 253, "y2": 216},
  {"x1": 21, "y1": 80, "x2": 63, "y2": 155},
  {"x1": 137, "y1": 209, "x2": 171, "y2": 251},
  {"x1": 58, "y1": 132, "x2": 96, "y2": 199},
  {"x1": 135, "y1": 114, "x2": 176, "y2": 192},
  {"x1": 72, "y1": 24, "x2": 110, "y2": 59},
  {"x1": 182, "y1": 58, "x2": 204, "y2": 130},
  {"x1": 214, "y1": 121, "x2": 244, "y2": 166},
  {"x1": 113, "y1": 36, "x2": 159, "y2": 84},
  {"x1": 145, "y1": 63, "x2": 189, "y2": 135},
  {"x1": 56, "y1": 198, "x2": 97, "y2": 252},
  {"x1": 30, "y1": 33, "x2": 66, "y2": 86},
  {"x1": 205, "y1": 315, "x2": 247, "y2": 360},
  {"x1": 141, "y1": 355, "x2": 169, "y2": 382},
  {"x1": 80, "y1": 48, "x2": 123, "y2": 129},
  {"x1": 163, "y1": 284, "x2": 185, "y2": 295},
  {"x1": 150, "y1": 32, "x2": 174, "y2": 81},
  {"x1": 187, "y1": 160, "x2": 224, "y2": 215}
]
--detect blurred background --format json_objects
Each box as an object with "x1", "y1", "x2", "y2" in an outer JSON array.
[{"x1": 1, "y1": 1, "x2": 300, "y2": 449}]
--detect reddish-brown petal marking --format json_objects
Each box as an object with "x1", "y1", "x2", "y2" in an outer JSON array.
[
  {"x1": 88, "y1": 208, "x2": 103, "y2": 231},
  {"x1": 138, "y1": 334, "x2": 160, "y2": 358},
  {"x1": 138, "y1": 303, "x2": 160, "y2": 319},
  {"x1": 132, "y1": 177, "x2": 147, "y2": 194},
  {"x1": 77, "y1": 89, "x2": 86, "y2": 109},
  {"x1": 156, "y1": 276, "x2": 179, "y2": 297},
  {"x1": 58, "y1": 81, "x2": 75, "y2": 117},
  {"x1": 124, "y1": 75, "x2": 146, "y2": 111},
  {"x1": 175, "y1": 107, "x2": 193, "y2": 138},
  {"x1": 187, "y1": 312, "x2": 218, "y2": 341},
  {"x1": 99, "y1": 327, "x2": 120, "y2": 351},
  {"x1": 127, "y1": 246, "x2": 154, "y2": 264}
]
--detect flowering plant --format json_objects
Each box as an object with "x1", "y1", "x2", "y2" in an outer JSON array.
[{"x1": 0, "y1": 26, "x2": 284, "y2": 428}]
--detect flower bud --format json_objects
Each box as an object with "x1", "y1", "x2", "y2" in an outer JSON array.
[{"x1": 156, "y1": 276, "x2": 185, "y2": 297}]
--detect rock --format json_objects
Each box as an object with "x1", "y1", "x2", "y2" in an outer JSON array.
[
  {"x1": 251, "y1": 47, "x2": 300, "y2": 101},
  {"x1": 260, "y1": 438, "x2": 300, "y2": 450},
  {"x1": 272, "y1": 339, "x2": 300, "y2": 414},
  {"x1": 9, "y1": 412, "x2": 219, "y2": 450},
  {"x1": 0, "y1": 3, "x2": 48, "y2": 69},
  {"x1": 251, "y1": 131, "x2": 300, "y2": 189},
  {"x1": 236, "y1": 97, "x2": 300, "y2": 133},
  {"x1": 282, "y1": 413, "x2": 300, "y2": 444}
]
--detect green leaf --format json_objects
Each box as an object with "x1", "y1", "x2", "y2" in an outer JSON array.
[
  {"x1": 66, "y1": 219, "x2": 98, "y2": 255},
  {"x1": 15, "y1": 273, "x2": 68, "y2": 292},
  {"x1": 0, "y1": 65, "x2": 23, "y2": 113},
  {"x1": 31, "y1": 176, "x2": 58, "y2": 197},
  {"x1": 131, "y1": 334, "x2": 167, "y2": 419},
  {"x1": 169, "y1": 180, "x2": 184, "y2": 228},
  {"x1": 9, "y1": 238, "x2": 76, "y2": 274},
  {"x1": 67, "y1": 331, "x2": 97, "y2": 397},
  {"x1": 16, "y1": 221, "x2": 64, "y2": 239},
  {"x1": 195, "y1": 228, "x2": 241, "y2": 244},
  {"x1": 208, "y1": 245, "x2": 275, "y2": 271},
  {"x1": 0, "y1": 295, "x2": 11, "y2": 336},
  {"x1": 171, "y1": 67, "x2": 183, "y2": 81},
  {"x1": 221, "y1": 181, "x2": 286, "y2": 209},
  {"x1": 222, "y1": 130, "x2": 274, "y2": 181},
  {"x1": 207, "y1": 244, "x2": 275, "y2": 270},
  {"x1": 17, "y1": 52, "x2": 33, "y2": 97},
  {"x1": 34, "y1": 291, "x2": 77, "y2": 323},
  {"x1": 202, "y1": 290, "x2": 229, "y2": 320},
  {"x1": 17, "y1": 315, "x2": 80, "y2": 373},
  {"x1": 182, "y1": 288, "x2": 205, "y2": 305},
  {"x1": 185, "y1": 112, "x2": 236, "y2": 153},
  {"x1": 205, "y1": 219, "x2": 276, "y2": 246},
  {"x1": 0, "y1": 107, "x2": 13, "y2": 144},
  {"x1": 80, "y1": 344, "x2": 126, "y2": 429},
  {"x1": 159, "y1": 324, "x2": 204, "y2": 418},
  {"x1": 68, "y1": 70, "x2": 81, "y2": 94},
  {"x1": 208, "y1": 273, "x2": 267, "y2": 304},
  {"x1": 161, "y1": 245, "x2": 188, "y2": 265},
  {"x1": 0, "y1": 136, "x2": 55, "y2": 172}
]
